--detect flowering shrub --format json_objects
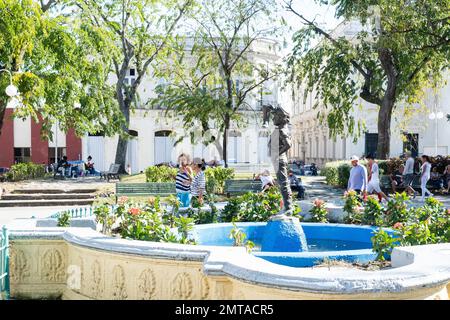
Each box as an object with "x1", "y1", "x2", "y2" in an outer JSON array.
[
  {"x1": 5, "y1": 162, "x2": 46, "y2": 181},
  {"x1": 371, "y1": 197, "x2": 450, "y2": 260},
  {"x1": 309, "y1": 199, "x2": 328, "y2": 223},
  {"x1": 94, "y1": 197, "x2": 195, "y2": 244},
  {"x1": 343, "y1": 191, "x2": 363, "y2": 224},
  {"x1": 384, "y1": 192, "x2": 409, "y2": 226},
  {"x1": 362, "y1": 196, "x2": 384, "y2": 226},
  {"x1": 371, "y1": 228, "x2": 397, "y2": 261}
]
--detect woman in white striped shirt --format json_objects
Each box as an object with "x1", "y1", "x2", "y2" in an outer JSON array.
[{"x1": 191, "y1": 158, "x2": 206, "y2": 205}]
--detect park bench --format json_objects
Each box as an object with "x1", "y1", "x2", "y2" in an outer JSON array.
[
  {"x1": 380, "y1": 174, "x2": 438, "y2": 192},
  {"x1": 116, "y1": 182, "x2": 176, "y2": 199},
  {"x1": 101, "y1": 164, "x2": 121, "y2": 182},
  {"x1": 224, "y1": 179, "x2": 263, "y2": 197}
]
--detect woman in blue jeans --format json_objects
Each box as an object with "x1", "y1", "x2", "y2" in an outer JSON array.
[{"x1": 175, "y1": 154, "x2": 192, "y2": 207}]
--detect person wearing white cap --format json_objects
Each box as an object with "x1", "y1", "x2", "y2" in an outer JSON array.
[{"x1": 347, "y1": 155, "x2": 368, "y2": 196}]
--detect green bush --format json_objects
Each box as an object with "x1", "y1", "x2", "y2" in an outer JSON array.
[
  {"x1": 57, "y1": 211, "x2": 71, "y2": 227},
  {"x1": 145, "y1": 166, "x2": 178, "y2": 182},
  {"x1": 5, "y1": 162, "x2": 46, "y2": 181},
  {"x1": 205, "y1": 167, "x2": 235, "y2": 194},
  {"x1": 221, "y1": 187, "x2": 282, "y2": 222}
]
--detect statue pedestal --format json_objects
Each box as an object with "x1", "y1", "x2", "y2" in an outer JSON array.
[{"x1": 260, "y1": 215, "x2": 308, "y2": 252}]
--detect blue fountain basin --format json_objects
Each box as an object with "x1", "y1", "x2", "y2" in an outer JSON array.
[{"x1": 192, "y1": 222, "x2": 393, "y2": 267}]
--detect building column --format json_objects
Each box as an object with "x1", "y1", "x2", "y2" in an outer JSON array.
[
  {"x1": 66, "y1": 128, "x2": 82, "y2": 161},
  {"x1": 0, "y1": 108, "x2": 14, "y2": 167},
  {"x1": 31, "y1": 115, "x2": 49, "y2": 165}
]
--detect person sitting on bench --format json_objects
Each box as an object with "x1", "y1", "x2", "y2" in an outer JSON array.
[
  {"x1": 56, "y1": 156, "x2": 71, "y2": 177},
  {"x1": 288, "y1": 170, "x2": 305, "y2": 199},
  {"x1": 85, "y1": 156, "x2": 100, "y2": 176},
  {"x1": 255, "y1": 170, "x2": 275, "y2": 192}
]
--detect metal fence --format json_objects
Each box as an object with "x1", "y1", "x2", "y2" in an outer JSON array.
[
  {"x1": 0, "y1": 226, "x2": 9, "y2": 300},
  {"x1": 49, "y1": 207, "x2": 94, "y2": 219}
]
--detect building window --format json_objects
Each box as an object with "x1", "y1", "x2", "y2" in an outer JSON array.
[
  {"x1": 48, "y1": 147, "x2": 67, "y2": 164},
  {"x1": 365, "y1": 133, "x2": 378, "y2": 157},
  {"x1": 14, "y1": 148, "x2": 31, "y2": 163}
]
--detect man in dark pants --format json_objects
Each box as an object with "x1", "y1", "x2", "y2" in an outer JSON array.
[{"x1": 288, "y1": 170, "x2": 305, "y2": 199}]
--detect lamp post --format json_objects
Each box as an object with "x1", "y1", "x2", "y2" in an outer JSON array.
[
  {"x1": 0, "y1": 69, "x2": 19, "y2": 98},
  {"x1": 428, "y1": 94, "x2": 444, "y2": 156}
]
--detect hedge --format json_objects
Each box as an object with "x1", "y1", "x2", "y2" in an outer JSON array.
[
  {"x1": 5, "y1": 162, "x2": 46, "y2": 181},
  {"x1": 145, "y1": 166, "x2": 178, "y2": 182}
]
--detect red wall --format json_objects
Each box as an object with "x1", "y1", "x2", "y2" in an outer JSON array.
[
  {"x1": 66, "y1": 128, "x2": 82, "y2": 161},
  {"x1": 0, "y1": 108, "x2": 14, "y2": 168},
  {"x1": 31, "y1": 115, "x2": 49, "y2": 165}
]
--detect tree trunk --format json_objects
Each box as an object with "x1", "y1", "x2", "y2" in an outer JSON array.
[
  {"x1": 222, "y1": 115, "x2": 230, "y2": 168},
  {"x1": 376, "y1": 99, "x2": 394, "y2": 160},
  {"x1": 114, "y1": 98, "x2": 131, "y2": 174},
  {"x1": 376, "y1": 48, "x2": 398, "y2": 160}
]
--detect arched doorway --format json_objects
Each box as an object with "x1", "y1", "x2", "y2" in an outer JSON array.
[{"x1": 154, "y1": 130, "x2": 175, "y2": 165}]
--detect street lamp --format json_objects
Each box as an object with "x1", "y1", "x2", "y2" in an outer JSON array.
[
  {"x1": 429, "y1": 94, "x2": 444, "y2": 156},
  {"x1": 0, "y1": 69, "x2": 19, "y2": 98}
]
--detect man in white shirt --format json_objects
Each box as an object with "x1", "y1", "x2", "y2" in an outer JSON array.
[
  {"x1": 402, "y1": 152, "x2": 418, "y2": 198},
  {"x1": 366, "y1": 154, "x2": 388, "y2": 201}
]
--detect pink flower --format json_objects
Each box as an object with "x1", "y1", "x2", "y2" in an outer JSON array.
[
  {"x1": 393, "y1": 222, "x2": 404, "y2": 229},
  {"x1": 446, "y1": 209, "x2": 450, "y2": 215},
  {"x1": 118, "y1": 196, "x2": 129, "y2": 205},
  {"x1": 128, "y1": 207, "x2": 141, "y2": 216},
  {"x1": 313, "y1": 199, "x2": 325, "y2": 207}
]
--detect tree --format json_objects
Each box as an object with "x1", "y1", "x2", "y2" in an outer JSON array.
[
  {"x1": 77, "y1": 0, "x2": 193, "y2": 172},
  {"x1": 152, "y1": 0, "x2": 283, "y2": 167},
  {"x1": 0, "y1": 0, "x2": 124, "y2": 140},
  {"x1": 286, "y1": 0, "x2": 450, "y2": 159}
]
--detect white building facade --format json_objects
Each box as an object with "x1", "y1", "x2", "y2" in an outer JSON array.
[{"x1": 81, "y1": 39, "x2": 285, "y2": 173}]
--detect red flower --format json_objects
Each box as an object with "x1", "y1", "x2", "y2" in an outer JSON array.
[{"x1": 128, "y1": 207, "x2": 141, "y2": 216}]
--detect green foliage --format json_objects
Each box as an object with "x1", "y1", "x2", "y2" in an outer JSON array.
[
  {"x1": 321, "y1": 161, "x2": 354, "y2": 187},
  {"x1": 205, "y1": 167, "x2": 235, "y2": 194},
  {"x1": 151, "y1": 0, "x2": 282, "y2": 164},
  {"x1": 343, "y1": 190, "x2": 363, "y2": 224},
  {"x1": 5, "y1": 162, "x2": 46, "y2": 181},
  {"x1": 221, "y1": 187, "x2": 282, "y2": 222},
  {"x1": 93, "y1": 203, "x2": 117, "y2": 234},
  {"x1": 371, "y1": 228, "x2": 398, "y2": 261},
  {"x1": 385, "y1": 192, "x2": 410, "y2": 226},
  {"x1": 56, "y1": 211, "x2": 71, "y2": 227},
  {"x1": 145, "y1": 166, "x2": 178, "y2": 182},
  {"x1": 362, "y1": 196, "x2": 384, "y2": 226},
  {"x1": 229, "y1": 222, "x2": 255, "y2": 253},
  {"x1": 287, "y1": 0, "x2": 450, "y2": 157},
  {"x1": 309, "y1": 199, "x2": 328, "y2": 223},
  {"x1": 0, "y1": 0, "x2": 124, "y2": 139}
]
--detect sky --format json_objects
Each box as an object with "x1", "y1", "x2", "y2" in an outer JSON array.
[{"x1": 278, "y1": 0, "x2": 342, "y2": 56}]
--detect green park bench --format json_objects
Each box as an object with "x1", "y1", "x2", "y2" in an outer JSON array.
[
  {"x1": 380, "y1": 174, "x2": 434, "y2": 192},
  {"x1": 116, "y1": 182, "x2": 176, "y2": 199},
  {"x1": 224, "y1": 179, "x2": 263, "y2": 197}
]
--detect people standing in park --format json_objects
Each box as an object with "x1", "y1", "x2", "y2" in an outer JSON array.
[
  {"x1": 175, "y1": 154, "x2": 193, "y2": 208},
  {"x1": 191, "y1": 158, "x2": 206, "y2": 206},
  {"x1": 420, "y1": 155, "x2": 433, "y2": 202},
  {"x1": 347, "y1": 155, "x2": 368, "y2": 198},
  {"x1": 402, "y1": 152, "x2": 418, "y2": 198},
  {"x1": 366, "y1": 154, "x2": 388, "y2": 202}
]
